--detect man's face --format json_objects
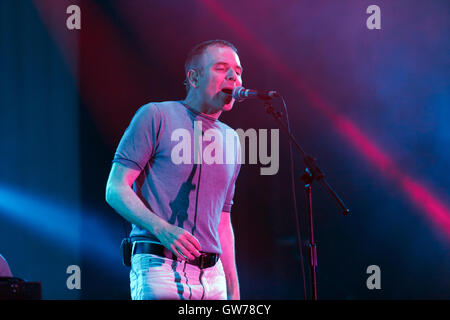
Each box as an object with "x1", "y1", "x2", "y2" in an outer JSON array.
[{"x1": 195, "y1": 45, "x2": 243, "y2": 112}]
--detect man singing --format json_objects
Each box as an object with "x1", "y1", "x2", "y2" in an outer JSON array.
[{"x1": 106, "y1": 39, "x2": 243, "y2": 300}]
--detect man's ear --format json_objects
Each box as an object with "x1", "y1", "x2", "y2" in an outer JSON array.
[{"x1": 187, "y1": 69, "x2": 200, "y2": 88}]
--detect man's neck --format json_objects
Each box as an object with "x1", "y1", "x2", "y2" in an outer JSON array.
[{"x1": 183, "y1": 94, "x2": 222, "y2": 120}]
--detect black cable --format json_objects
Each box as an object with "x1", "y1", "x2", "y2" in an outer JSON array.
[{"x1": 281, "y1": 96, "x2": 308, "y2": 300}]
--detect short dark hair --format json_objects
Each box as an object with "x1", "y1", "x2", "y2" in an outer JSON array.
[{"x1": 184, "y1": 39, "x2": 238, "y2": 93}]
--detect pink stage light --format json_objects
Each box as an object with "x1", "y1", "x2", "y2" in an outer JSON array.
[{"x1": 197, "y1": 0, "x2": 450, "y2": 241}]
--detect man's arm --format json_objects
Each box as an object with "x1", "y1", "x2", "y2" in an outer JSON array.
[
  {"x1": 105, "y1": 162, "x2": 201, "y2": 260},
  {"x1": 218, "y1": 211, "x2": 240, "y2": 300}
]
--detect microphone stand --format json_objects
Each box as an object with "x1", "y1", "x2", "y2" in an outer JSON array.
[{"x1": 263, "y1": 101, "x2": 350, "y2": 300}]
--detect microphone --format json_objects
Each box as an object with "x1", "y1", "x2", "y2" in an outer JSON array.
[{"x1": 222, "y1": 86, "x2": 280, "y2": 101}]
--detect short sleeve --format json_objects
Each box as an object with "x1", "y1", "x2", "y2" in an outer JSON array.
[
  {"x1": 222, "y1": 163, "x2": 241, "y2": 213},
  {"x1": 113, "y1": 103, "x2": 162, "y2": 171}
]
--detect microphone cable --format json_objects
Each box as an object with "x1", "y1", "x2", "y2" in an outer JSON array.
[{"x1": 280, "y1": 96, "x2": 308, "y2": 300}]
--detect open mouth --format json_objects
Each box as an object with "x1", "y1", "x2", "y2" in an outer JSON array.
[{"x1": 220, "y1": 89, "x2": 233, "y2": 104}]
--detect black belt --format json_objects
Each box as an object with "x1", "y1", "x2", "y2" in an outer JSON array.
[{"x1": 132, "y1": 242, "x2": 219, "y2": 269}]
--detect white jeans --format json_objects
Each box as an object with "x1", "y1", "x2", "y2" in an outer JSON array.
[{"x1": 130, "y1": 251, "x2": 227, "y2": 300}]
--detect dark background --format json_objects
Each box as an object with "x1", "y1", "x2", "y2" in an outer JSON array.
[{"x1": 0, "y1": 0, "x2": 449, "y2": 299}]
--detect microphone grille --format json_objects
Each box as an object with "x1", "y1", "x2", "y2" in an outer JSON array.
[{"x1": 232, "y1": 86, "x2": 245, "y2": 102}]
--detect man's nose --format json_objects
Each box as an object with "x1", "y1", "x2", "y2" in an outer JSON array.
[{"x1": 226, "y1": 69, "x2": 237, "y2": 81}]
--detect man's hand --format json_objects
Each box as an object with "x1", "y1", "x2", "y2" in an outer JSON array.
[{"x1": 155, "y1": 222, "x2": 202, "y2": 261}]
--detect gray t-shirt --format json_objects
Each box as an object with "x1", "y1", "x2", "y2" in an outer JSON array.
[{"x1": 113, "y1": 101, "x2": 241, "y2": 254}]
